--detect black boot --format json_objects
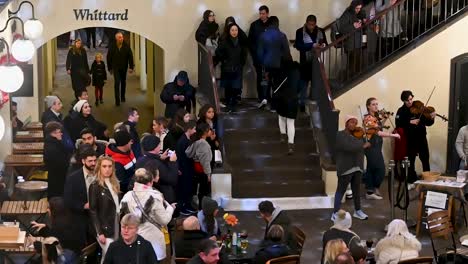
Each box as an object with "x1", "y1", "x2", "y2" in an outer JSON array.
[
  {"x1": 280, "y1": 134, "x2": 287, "y2": 143},
  {"x1": 288, "y1": 143, "x2": 294, "y2": 155}
]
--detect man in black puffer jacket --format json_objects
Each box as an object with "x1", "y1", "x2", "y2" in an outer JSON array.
[{"x1": 160, "y1": 71, "x2": 196, "y2": 119}]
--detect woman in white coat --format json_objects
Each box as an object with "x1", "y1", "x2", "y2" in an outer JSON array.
[
  {"x1": 374, "y1": 219, "x2": 421, "y2": 264},
  {"x1": 120, "y1": 167, "x2": 176, "y2": 262}
]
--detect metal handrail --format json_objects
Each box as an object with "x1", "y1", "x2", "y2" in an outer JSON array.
[{"x1": 197, "y1": 42, "x2": 221, "y2": 113}]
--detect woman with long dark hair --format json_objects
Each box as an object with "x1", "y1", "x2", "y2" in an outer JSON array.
[
  {"x1": 64, "y1": 100, "x2": 108, "y2": 141},
  {"x1": 89, "y1": 156, "x2": 121, "y2": 263},
  {"x1": 197, "y1": 196, "x2": 220, "y2": 237},
  {"x1": 197, "y1": 104, "x2": 220, "y2": 166},
  {"x1": 163, "y1": 108, "x2": 192, "y2": 151},
  {"x1": 30, "y1": 197, "x2": 84, "y2": 263},
  {"x1": 66, "y1": 39, "x2": 90, "y2": 96}
]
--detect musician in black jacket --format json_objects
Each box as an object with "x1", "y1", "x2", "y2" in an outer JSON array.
[
  {"x1": 107, "y1": 31, "x2": 134, "y2": 106},
  {"x1": 396, "y1": 90, "x2": 435, "y2": 185},
  {"x1": 89, "y1": 155, "x2": 121, "y2": 261},
  {"x1": 64, "y1": 145, "x2": 97, "y2": 244}
]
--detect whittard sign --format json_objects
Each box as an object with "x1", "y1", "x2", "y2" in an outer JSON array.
[{"x1": 73, "y1": 9, "x2": 128, "y2": 21}]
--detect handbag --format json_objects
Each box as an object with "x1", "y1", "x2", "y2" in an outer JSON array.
[{"x1": 131, "y1": 191, "x2": 171, "y2": 245}]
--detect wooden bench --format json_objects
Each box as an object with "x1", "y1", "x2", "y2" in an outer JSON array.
[
  {"x1": 0, "y1": 198, "x2": 48, "y2": 217},
  {"x1": 23, "y1": 122, "x2": 43, "y2": 132},
  {"x1": 12, "y1": 143, "x2": 44, "y2": 154},
  {"x1": 4, "y1": 154, "x2": 45, "y2": 179},
  {"x1": 14, "y1": 131, "x2": 44, "y2": 143}
]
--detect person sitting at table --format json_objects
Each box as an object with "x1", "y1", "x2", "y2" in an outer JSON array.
[
  {"x1": 258, "y1": 200, "x2": 297, "y2": 252},
  {"x1": 197, "y1": 196, "x2": 221, "y2": 237},
  {"x1": 187, "y1": 239, "x2": 231, "y2": 264},
  {"x1": 350, "y1": 242, "x2": 367, "y2": 264},
  {"x1": 175, "y1": 216, "x2": 212, "y2": 258},
  {"x1": 374, "y1": 219, "x2": 421, "y2": 263},
  {"x1": 30, "y1": 197, "x2": 85, "y2": 263},
  {"x1": 103, "y1": 213, "x2": 158, "y2": 264},
  {"x1": 456, "y1": 123, "x2": 468, "y2": 170},
  {"x1": 322, "y1": 210, "x2": 362, "y2": 263},
  {"x1": 324, "y1": 239, "x2": 349, "y2": 264},
  {"x1": 11, "y1": 101, "x2": 24, "y2": 136},
  {"x1": 254, "y1": 224, "x2": 291, "y2": 264},
  {"x1": 41, "y1": 95, "x2": 74, "y2": 153},
  {"x1": 44, "y1": 121, "x2": 71, "y2": 198},
  {"x1": 334, "y1": 253, "x2": 356, "y2": 264}
]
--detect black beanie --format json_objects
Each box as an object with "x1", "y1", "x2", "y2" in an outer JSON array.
[
  {"x1": 141, "y1": 135, "x2": 161, "y2": 152},
  {"x1": 114, "y1": 130, "x2": 132, "y2": 147}
]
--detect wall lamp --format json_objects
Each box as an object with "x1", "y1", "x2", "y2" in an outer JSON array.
[
  {"x1": 0, "y1": 38, "x2": 24, "y2": 93},
  {"x1": 8, "y1": 1, "x2": 43, "y2": 40},
  {"x1": 0, "y1": 16, "x2": 34, "y2": 62}
]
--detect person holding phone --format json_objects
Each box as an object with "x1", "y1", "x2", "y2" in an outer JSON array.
[{"x1": 136, "y1": 135, "x2": 179, "y2": 204}]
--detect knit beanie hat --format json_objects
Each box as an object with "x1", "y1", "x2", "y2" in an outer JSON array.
[
  {"x1": 345, "y1": 115, "x2": 358, "y2": 124},
  {"x1": 114, "y1": 130, "x2": 132, "y2": 147},
  {"x1": 333, "y1": 209, "x2": 352, "y2": 229},
  {"x1": 201, "y1": 196, "x2": 219, "y2": 215},
  {"x1": 73, "y1": 100, "x2": 88, "y2": 113},
  {"x1": 44, "y1": 96, "x2": 59, "y2": 108},
  {"x1": 141, "y1": 135, "x2": 160, "y2": 152}
]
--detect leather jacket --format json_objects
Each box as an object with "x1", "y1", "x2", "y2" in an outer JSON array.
[{"x1": 89, "y1": 181, "x2": 119, "y2": 238}]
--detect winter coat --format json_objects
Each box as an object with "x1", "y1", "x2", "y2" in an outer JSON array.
[
  {"x1": 264, "y1": 208, "x2": 298, "y2": 253},
  {"x1": 160, "y1": 76, "x2": 196, "y2": 119},
  {"x1": 248, "y1": 19, "x2": 269, "y2": 65},
  {"x1": 195, "y1": 20, "x2": 219, "y2": 45},
  {"x1": 335, "y1": 130, "x2": 365, "y2": 176},
  {"x1": 294, "y1": 25, "x2": 327, "y2": 80},
  {"x1": 90, "y1": 60, "x2": 107, "y2": 87},
  {"x1": 64, "y1": 112, "x2": 108, "y2": 141},
  {"x1": 66, "y1": 48, "x2": 90, "y2": 91},
  {"x1": 134, "y1": 152, "x2": 178, "y2": 203},
  {"x1": 105, "y1": 144, "x2": 136, "y2": 193},
  {"x1": 163, "y1": 124, "x2": 185, "y2": 152},
  {"x1": 257, "y1": 27, "x2": 292, "y2": 69},
  {"x1": 41, "y1": 109, "x2": 74, "y2": 153},
  {"x1": 254, "y1": 241, "x2": 291, "y2": 264},
  {"x1": 176, "y1": 134, "x2": 195, "y2": 201},
  {"x1": 273, "y1": 62, "x2": 300, "y2": 119},
  {"x1": 216, "y1": 37, "x2": 247, "y2": 74},
  {"x1": 374, "y1": 235, "x2": 421, "y2": 264},
  {"x1": 89, "y1": 181, "x2": 120, "y2": 238},
  {"x1": 44, "y1": 135, "x2": 70, "y2": 198},
  {"x1": 107, "y1": 42, "x2": 134, "y2": 72},
  {"x1": 33, "y1": 219, "x2": 85, "y2": 254},
  {"x1": 120, "y1": 182, "x2": 174, "y2": 261},
  {"x1": 103, "y1": 235, "x2": 158, "y2": 264},
  {"x1": 123, "y1": 120, "x2": 141, "y2": 158},
  {"x1": 185, "y1": 139, "x2": 213, "y2": 175},
  {"x1": 339, "y1": 8, "x2": 365, "y2": 51}
]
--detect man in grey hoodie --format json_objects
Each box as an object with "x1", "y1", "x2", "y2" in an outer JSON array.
[
  {"x1": 186, "y1": 123, "x2": 213, "y2": 208},
  {"x1": 332, "y1": 115, "x2": 371, "y2": 221}
]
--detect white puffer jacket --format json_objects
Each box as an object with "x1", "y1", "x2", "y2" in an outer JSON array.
[
  {"x1": 120, "y1": 182, "x2": 174, "y2": 261},
  {"x1": 374, "y1": 234, "x2": 422, "y2": 264}
]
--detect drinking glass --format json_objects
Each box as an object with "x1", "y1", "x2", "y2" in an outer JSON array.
[{"x1": 240, "y1": 238, "x2": 248, "y2": 253}]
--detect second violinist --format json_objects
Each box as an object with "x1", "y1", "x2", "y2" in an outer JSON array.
[{"x1": 364, "y1": 97, "x2": 400, "y2": 200}]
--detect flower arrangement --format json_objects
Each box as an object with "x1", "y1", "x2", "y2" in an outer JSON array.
[{"x1": 223, "y1": 213, "x2": 239, "y2": 227}]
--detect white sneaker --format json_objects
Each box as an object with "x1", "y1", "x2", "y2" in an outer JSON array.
[
  {"x1": 258, "y1": 99, "x2": 267, "y2": 109},
  {"x1": 407, "y1": 183, "x2": 416, "y2": 191},
  {"x1": 366, "y1": 193, "x2": 383, "y2": 200},
  {"x1": 375, "y1": 188, "x2": 382, "y2": 197},
  {"x1": 353, "y1": 210, "x2": 368, "y2": 220}
]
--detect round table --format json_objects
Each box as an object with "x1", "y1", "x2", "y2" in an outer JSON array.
[{"x1": 15, "y1": 181, "x2": 48, "y2": 200}]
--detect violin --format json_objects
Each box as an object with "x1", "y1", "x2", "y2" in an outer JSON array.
[
  {"x1": 352, "y1": 115, "x2": 380, "y2": 140},
  {"x1": 409, "y1": 100, "x2": 448, "y2": 122}
]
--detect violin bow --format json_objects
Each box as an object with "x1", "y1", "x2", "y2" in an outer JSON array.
[
  {"x1": 417, "y1": 86, "x2": 436, "y2": 120},
  {"x1": 358, "y1": 105, "x2": 369, "y2": 142}
]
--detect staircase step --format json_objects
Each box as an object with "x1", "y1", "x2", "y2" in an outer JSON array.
[
  {"x1": 232, "y1": 166, "x2": 321, "y2": 181},
  {"x1": 224, "y1": 128, "x2": 315, "y2": 142},
  {"x1": 225, "y1": 141, "x2": 317, "y2": 156},
  {"x1": 226, "y1": 153, "x2": 320, "y2": 169},
  {"x1": 222, "y1": 115, "x2": 310, "y2": 129},
  {"x1": 232, "y1": 180, "x2": 325, "y2": 198}
]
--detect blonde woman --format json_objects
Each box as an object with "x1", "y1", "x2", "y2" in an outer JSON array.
[
  {"x1": 375, "y1": 219, "x2": 421, "y2": 264},
  {"x1": 324, "y1": 239, "x2": 349, "y2": 264},
  {"x1": 66, "y1": 39, "x2": 90, "y2": 94},
  {"x1": 89, "y1": 156, "x2": 121, "y2": 263},
  {"x1": 120, "y1": 167, "x2": 175, "y2": 262},
  {"x1": 90, "y1": 52, "x2": 107, "y2": 106}
]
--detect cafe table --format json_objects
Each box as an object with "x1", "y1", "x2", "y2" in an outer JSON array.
[
  {"x1": 4, "y1": 154, "x2": 44, "y2": 180},
  {"x1": 225, "y1": 241, "x2": 260, "y2": 264},
  {"x1": 22, "y1": 122, "x2": 43, "y2": 132},
  {"x1": 12, "y1": 142, "x2": 44, "y2": 154},
  {"x1": 0, "y1": 198, "x2": 48, "y2": 234},
  {"x1": 14, "y1": 131, "x2": 43, "y2": 143}
]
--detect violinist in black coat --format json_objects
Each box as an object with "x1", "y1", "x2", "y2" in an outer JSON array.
[{"x1": 43, "y1": 122, "x2": 71, "y2": 198}]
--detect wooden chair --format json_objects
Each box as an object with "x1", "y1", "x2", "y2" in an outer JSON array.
[
  {"x1": 397, "y1": 256, "x2": 434, "y2": 264},
  {"x1": 291, "y1": 226, "x2": 306, "y2": 255},
  {"x1": 80, "y1": 242, "x2": 98, "y2": 264},
  {"x1": 266, "y1": 255, "x2": 301, "y2": 264},
  {"x1": 427, "y1": 210, "x2": 457, "y2": 260},
  {"x1": 175, "y1": 258, "x2": 191, "y2": 264}
]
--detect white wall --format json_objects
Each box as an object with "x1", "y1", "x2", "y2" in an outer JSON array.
[{"x1": 334, "y1": 14, "x2": 468, "y2": 173}]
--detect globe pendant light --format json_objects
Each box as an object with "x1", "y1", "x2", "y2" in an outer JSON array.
[
  {"x1": 24, "y1": 19, "x2": 43, "y2": 40},
  {"x1": 0, "y1": 64, "x2": 24, "y2": 93},
  {"x1": 11, "y1": 38, "x2": 35, "y2": 62}
]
